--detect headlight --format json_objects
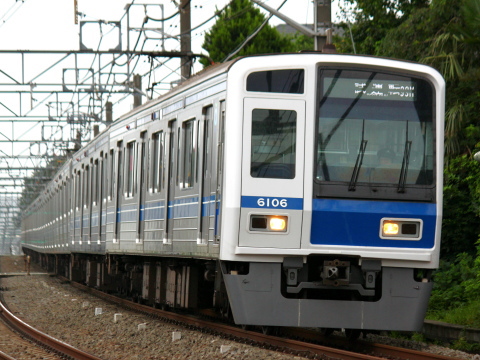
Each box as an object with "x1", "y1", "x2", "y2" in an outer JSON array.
[
  {"x1": 380, "y1": 218, "x2": 422, "y2": 240},
  {"x1": 383, "y1": 222, "x2": 399, "y2": 235},
  {"x1": 269, "y1": 217, "x2": 287, "y2": 231},
  {"x1": 250, "y1": 215, "x2": 288, "y2": 232}
]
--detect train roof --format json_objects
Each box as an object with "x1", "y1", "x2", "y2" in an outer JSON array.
[{"x1": 115, "y1": 60, "x2": 234, "y2": 124}]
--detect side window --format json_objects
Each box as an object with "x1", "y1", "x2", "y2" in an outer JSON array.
[
  {"x1": 126, "y1": 141, "x2": 137, "y2": 197},
  {"x1": 151, "y1": 131, "x2": 164, "y2": 192},
  {"x1": 76, "y1": 172, "x2": 81, "y2": 210},
  {"x1": 92, "y1": 160, "x2": 98, "y2": 206},
  {"x1": 108, "y1": 149, "x2": 115, "y2": 200},
  {"x1": 181, "y1": 120, "x2": 195, "y2": 189},
  {"x1": 117, "y1": 143, "x2": 124, "y2": 200},
  {"x1": 250, "y1": 109, "x2": 297, "y2": 179},
  {"x1": 97, "y1": 154, "x2": 105, "y2": 204},
  {"x1": 84, "y1": 165, "x2": 90, "y2": 208}
]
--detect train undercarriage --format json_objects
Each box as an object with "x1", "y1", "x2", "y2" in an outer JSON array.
[
  {"x1": 22, "y1": 248, "x2": 433, "y2": 334},
  {"x1": 22, "y1": 249, "x2": 229, "y2": 316}
]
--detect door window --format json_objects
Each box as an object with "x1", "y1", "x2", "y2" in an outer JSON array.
[{"x1": 250, "y1": 109, "x2": 297, "y2": 179}]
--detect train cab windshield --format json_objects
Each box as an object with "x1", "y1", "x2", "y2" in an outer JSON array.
[{"x1": 315, "y1": 67, "x2": 436, "y2": 201}]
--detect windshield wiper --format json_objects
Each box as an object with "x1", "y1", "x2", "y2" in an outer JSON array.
[
  {"x1": 398, "y1": 121, "x2": 412, "y2": 193},
  {"x1": 349, "y1": 119, "x2": 367, "y2": 191}
]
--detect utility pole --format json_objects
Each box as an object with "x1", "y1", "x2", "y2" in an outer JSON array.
[
  {"x1": 314, "y1": 0, "x2": 332, "y2": 51},
  {"x1": 133, "y1": 74, "x2": 142, "y2": 108},
  {"x1": 180, "y1": 0, "x2": 192, "y2": 80},
  {"x1": 74, "y1": 0, "x2": 78, "y2": 24},
  {"x1": 251, "y1": 0, "x2": 334, "y2": 52}
]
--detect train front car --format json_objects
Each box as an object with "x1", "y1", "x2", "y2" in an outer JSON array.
[{"x1": 220, "y1": 54, "x2": 445, "y2": 332}]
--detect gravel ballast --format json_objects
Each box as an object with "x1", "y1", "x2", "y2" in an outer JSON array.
[
  {"x1": 2, "y1": 273, "x2": 304, "y2": 359},
  {"x1": 0, "y1": 256, "x2": 477, "y2": 360}
]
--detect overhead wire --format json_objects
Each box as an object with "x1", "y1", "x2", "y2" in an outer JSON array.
[
  {"x1": 223, "y1": 0, "x2": 288, "y2": 62},
  {"x1": 0, "y1": 0, "x2": 26, "y2": 29},
  {"x1": 67, "y1": 0, "x2": 141, "y2": 119},
  {"x1": 172, "y1": 1, "x2": 231, "y2": 39},
  {"x1": 53, "y1": 0, "x2": 270, "y2": 125}
]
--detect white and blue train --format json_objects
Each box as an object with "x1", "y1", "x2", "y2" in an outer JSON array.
[{"x1": 22, "y1": 53, "x2": 445, "y2": 334}]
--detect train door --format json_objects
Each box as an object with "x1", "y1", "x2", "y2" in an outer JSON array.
[
  {"x1": 100, "y1": 153, "x2": 107, "y2": 245},
  {"x1": 137, "y1": 132, "x2": 147, "y2": 244},
  {"x1": 75, "y1": 170, "x2": 83, "y2": 247},
  {"x1": 239, "y1": 98, "x2": 305, "y2": 248},
  {"x1": 89, "y1": 159, "x2": 97, "y2": 246},
  {"x1": 82, "y1": 165, "x2": 90, "y2": 246},
  {"x1": 86, "y1": 160, "x2": 97, "y2": 248},
  {"x1": 96, "y1": 156, "x2": 103, "y2": 246},
  {"x1": 148, "y1": 128, "x2": 165, "y2": 244},
  {"x1": 71, "y1": 173, "x2": 76, "y2": 246},
  {"x1": 163, "y1": 120, "x2": 177, "y2": 245},
  {"x1": 199, "y1": 106, "x2": 213, "y2": 244},
  {"x1": 113, "y1": 141, "x2": 123, "y2": 245},
  {"x1": 214, "y1": 101, "x2": 225, "y2": 243},
  {"x1": 106, "y1": 149, "x2": 116, "y2": 246}
]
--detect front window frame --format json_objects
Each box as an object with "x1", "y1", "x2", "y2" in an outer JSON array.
[{"x1": 314, "y1": 65, "x2": 437, "y2": 202}]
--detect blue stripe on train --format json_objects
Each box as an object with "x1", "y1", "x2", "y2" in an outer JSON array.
[
  {"x1": 311, "y1": 199, "x2": 437, "y2": 248},
  {"x1": 109, "y1": 196, "x2": 218, "y2": 223}
]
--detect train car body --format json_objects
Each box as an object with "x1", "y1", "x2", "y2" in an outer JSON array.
[{"x1": 22, "y1": 53, "x2": 445, "y2": 332}]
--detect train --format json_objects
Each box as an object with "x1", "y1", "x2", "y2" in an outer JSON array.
[{"x1": 21, "y1": 53, "x2": 445, "y2": 335}]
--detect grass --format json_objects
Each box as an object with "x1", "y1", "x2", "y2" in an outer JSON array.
[
  {"x1": 425, "y1": 300, "x2": 480, "y2": 353},
  {"x1": 426, "y1": 299, "x2": 480, "y2": 329}
]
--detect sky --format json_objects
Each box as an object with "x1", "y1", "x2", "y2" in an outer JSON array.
[
  {"x1": 0, "y1": 0, "x2": 342, "y2": 194},
  {"x1": 0, "y1": 0, "x2": 341, "y2": 114},
  {"x1": 0, "y1": 0, "x2": 340, "y2": 54}
]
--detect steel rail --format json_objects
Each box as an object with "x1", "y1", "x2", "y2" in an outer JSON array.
[
  {"x1": 0, "y1": 297, "x2": 102, "y2": 360},
  {"x1": 281, "y1": 327, "x2": 464, "y2": 360},
  {"x1": 69, "y1": 282, "x2": 381, "y2": 360},
  {"x1": 0, "y1": 350, "x2": 15, "y2": 360},
  {"x1": 64, "y1": 276, "x2": 457, "y2": 360}
]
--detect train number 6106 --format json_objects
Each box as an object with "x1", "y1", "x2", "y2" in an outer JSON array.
[{"x1": 256, "y1": 198, "x2": 288, "y2": 208}]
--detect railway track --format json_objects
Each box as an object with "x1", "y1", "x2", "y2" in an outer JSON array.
[
  {"x1": 0, "y1": 256, "x2": 468, "y2": 360},
  {"x1": 0, "y1": 306, "x2": 61, "y2": 360},
  {"x1": 0, "y1": 256, "x2": 102, "y2": 360},
  {"x1": 0, "y1": 297, "x2": 102, "y2": 360},
  {"x1": 60, "y1": 275, "x2": 464, "y2": 360}
]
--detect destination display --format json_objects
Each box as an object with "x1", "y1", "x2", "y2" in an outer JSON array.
[{"x1": 323, "y1": 78, "x2": 416, "y2": 101}]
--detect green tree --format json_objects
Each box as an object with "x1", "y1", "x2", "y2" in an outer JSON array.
[
  {"x1": 200, "y1": 0, "x2": 311, "y2": 67},
  {"x1": 335, "y1": 0, "x2": 480, "y2": 324},
  {"x1": 336, "y1": 0, "x2": 429, "y2": 54},
  {"x1": 422, "y1": 0, "x2": 480, "y2": 157},
  {"x1": 375, "y1": 0, "x2": 480, "y2": 158},
  {"x1": 442, "y1": 155, "x2": 480, "y2": 259}
]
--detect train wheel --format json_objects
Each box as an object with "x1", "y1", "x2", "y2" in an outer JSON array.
[
  {"x1": 220, "y1": 301, "x2": 231, "y2": 321},
  {"x1": 261, "y1": 326, "x2": 272, "y2": 335}
]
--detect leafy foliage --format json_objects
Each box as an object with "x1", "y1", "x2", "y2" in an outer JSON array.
[
  {"x1": 336, "y1": 0, "x2": 429, "y2": 54},
  {"x1": 442, "y1": 155, "x2": 480, "y2": 259},
  {"x1": 334, "y1": 0, "x2": 480, "y2": 327},
  {"x1": 376, "y1": 0, "x2": 480, "y2": 158},
  {"x1": 428, "y1": 244, "x2": 480, "y2": 329},
  {"x1": 336, "y1": 0, "x2": 480, "y2": 158},
  {"x1": 200, "y1": 0, "x2": 312, "y2": 67}
]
